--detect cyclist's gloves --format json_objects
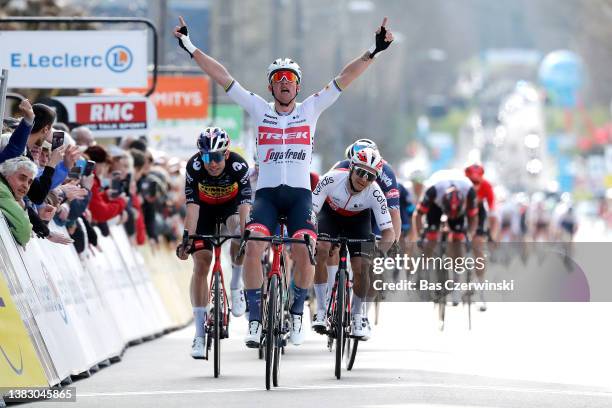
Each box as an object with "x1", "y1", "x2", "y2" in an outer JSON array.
[
  {"x1": 369, "y1": 25, "x2": 393, "y2": 59},
  {"x1": 177, "y1": 25, "x2": 197, "y2": 58},
  {"x1": 386, "y1": 240, "x2": 401, "y2": 258}
]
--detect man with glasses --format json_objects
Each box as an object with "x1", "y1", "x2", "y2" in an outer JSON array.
[
  {"x1": 176, "y1": 127, "x2": 252, "y2": 359},
  {"x1": 312, "y1": 147, "x2": 394, "y2": 340},
  {"x1": 174, "y1": 15, "x2": 394, "y2": 347}
]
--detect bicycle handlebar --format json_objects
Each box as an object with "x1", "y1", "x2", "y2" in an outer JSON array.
[
  {"x1": 188, "y1": 233, "x2": 242, "y2": 248},
  {"x1": 237, "y1": 229, "x2": 316, "y2": 265}
]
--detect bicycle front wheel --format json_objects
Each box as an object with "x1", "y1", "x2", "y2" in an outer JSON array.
[
  {"x1": 265, "y1": 275, "x2": 278, "y2": 390},
  {"x1": 334, "y1": 267, "x2": 346, "y2": 379},
  {"x1": 213, "y1": 272, "x2": 221, "y2": 378}
]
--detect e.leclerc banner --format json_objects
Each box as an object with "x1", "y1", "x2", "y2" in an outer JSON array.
[{"x1": 0, "y1": 30, "x2": 147, "y2": 88}]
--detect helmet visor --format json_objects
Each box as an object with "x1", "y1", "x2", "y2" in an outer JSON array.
[{"x1": 353, "y1": 167, "x2": 377, "y2": 182}]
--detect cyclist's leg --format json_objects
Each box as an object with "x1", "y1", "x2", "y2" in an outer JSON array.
[
  {"x1": 285, "y1": 186, "x2": 317, "y2": 316},
  {"x1": 447, "y1": 217, "x2": 467, "y2": 304},
  {"x1": 314, "y1": 204, "x2": 337, "y2": 319},
  {"x1": 244, "y1": 189, "x2": 278, "y2": 326},
  {"x1": 473, "y1": 203, "x2": 488, "y2": 307},
  {"x1": 346, "y1": 210, "x2": 373, "y2": 339},
  {"x1": 224, "y1": 213, "x2": 247, "y2": 316},
  {"x1": 423, "y1": 206, "x2": 442, "y2": 295},
  {"x1": 190, "y1": 211, "x2": 215, "y2": 342}
]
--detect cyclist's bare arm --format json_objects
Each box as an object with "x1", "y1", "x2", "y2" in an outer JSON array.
[
  {"x1": 173, "y1": 16, "x2": 234, "y2": 88},
  {"x1": 379, "y1": 227, "x2": 395, "y2": 254},
  {"x1": 390, "y1": 208, "x2": 401, "y2": 241},
  {"x1": 335, "y1": 17, "x2": 394, "y2": 90},
  {"x1": 184, "y1": 203, "x2": 199, "y2": 236},
  {"x1": 238, "y1": 203, "x2": 250, "y2": 234}
]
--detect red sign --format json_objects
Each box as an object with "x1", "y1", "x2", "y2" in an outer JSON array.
[
  {"x1": 75, "y1": 101, "x2": 147, "y2": 131},
  {"x1": 257, "y1": 126, "x2": 310, "y2": 145}
]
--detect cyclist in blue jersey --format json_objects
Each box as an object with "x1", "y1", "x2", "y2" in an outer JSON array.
[{"x1": 174, "y1": 15, "x2": 395, "y2": 347}]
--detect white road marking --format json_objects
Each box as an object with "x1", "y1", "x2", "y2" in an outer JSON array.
[{"x1": 77, "y1": 381, "x2": 612, "y2": 398}]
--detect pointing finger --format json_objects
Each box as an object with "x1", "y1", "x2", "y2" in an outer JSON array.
[
  {"x1": 178, "y1": 16, "x2": 186, "y2": 26},
  {"x1": 381, "y1": 17, "x2": 388, "y2": 27}
]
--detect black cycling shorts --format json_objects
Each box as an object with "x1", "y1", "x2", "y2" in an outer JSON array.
[
  {"x1": 476, "y1": 202, "x2": 488, "y2": 236},
  {"x1": 190, "y1": 205, "x2": 238, "y2": 252},
  {"x1": 247, "y1": 185, "x2": 316, "y2": 239},
  {"x1": 425, "y1": 203, "x2": 466, "y2": 234},
  {"x1": 317, "y1": 202, "x2": 373, "y2": 258}
]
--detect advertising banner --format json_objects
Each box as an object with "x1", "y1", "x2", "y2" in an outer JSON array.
[{"x1": 0, "y1": 30, "x2": 148, "y2": 88}]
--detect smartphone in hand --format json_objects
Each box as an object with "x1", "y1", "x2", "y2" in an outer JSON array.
[
  {"x1": 51, "y1": 131, "x2": 65, "y2": 150},
  {"x1": 83, "y1": 160, "x2": 96, "y2": 177},
  {"x1": 68, "y1": 166, "x2": 83, "y2": 179}
]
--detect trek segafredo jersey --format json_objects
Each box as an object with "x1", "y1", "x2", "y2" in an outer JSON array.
[{"x1": 226, "y1": 79, "x2": 342, "y2": 190}]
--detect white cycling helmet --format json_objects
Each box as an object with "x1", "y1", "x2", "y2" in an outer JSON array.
[
  {"x1": 197, "y1": 127, "x2": 230, "y2": 153},
  {"x1": 350, "y1": 147, "x2": 384, "y2": 177},
  {"x1": 267, "y1": 58, "x2": 302, "y2": 83},
  {"x1": 345, "y1": 138, "x2": 378, "y2": 159}
]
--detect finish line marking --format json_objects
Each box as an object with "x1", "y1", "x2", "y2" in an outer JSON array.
[{"x1": 78, "y1": 382, "x2": 612, "y2": 398}]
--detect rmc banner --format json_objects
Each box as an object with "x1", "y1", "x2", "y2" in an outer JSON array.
[{"x1": 0, "y1": 30, "x2": 147, "y2": 88}]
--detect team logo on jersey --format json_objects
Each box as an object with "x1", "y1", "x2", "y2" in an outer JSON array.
[
  {"x1": 262, "y1": 148, "x2": 306, "y2": 163},
  {"x1": 232, "y1": 162, "x2": 245, "y2": 172},
  {"x1": 257, "y1": 125, "x2": 311, "y2": 145},
  {"x1": 198, "y1": 183, "x2": 238, "y2": 204},
  {"x1": 193, "y1": 160, "x2": 202, "y2": 171}
]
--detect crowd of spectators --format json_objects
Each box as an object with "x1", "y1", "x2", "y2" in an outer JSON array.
[{"x1": 0, "y1": 98, "x2": 186, "y2": 253}]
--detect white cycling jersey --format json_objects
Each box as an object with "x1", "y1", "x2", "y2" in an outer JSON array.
[
  {"x1": 226, "y1": 80, "x2": 342, "y2": 190},
  {"x1": 312, "y1": 169, "x2": 393, "y2": 231}
]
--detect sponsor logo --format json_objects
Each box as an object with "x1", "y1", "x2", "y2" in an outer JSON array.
[
  {"x1": 257, "y1": 125, "x2": 311, "y2": 145},
  {"x1": 379, "y1": 171, "x2": 393, "y2": 187},
  {"x1": 193, "y1": 160, "x2": 202, "y2": 171},
  {"x1": 232, "y1": 162, "x2": 246, "y2": 172},
  {"x1": 0, "y1": 344, "x2": 23, "y2": 375},
  {"x1": 263, "y1": 119, "x2": 277, "y2": 125},
  {"x1": 198, "y1": 183, "x2": 239, "y2": 203},
  {"x1": 288, "y1": 118, "x2": 306, "y2": 125},
  {"x1": 75, "y1": 100, "x2": 147, "y2": 130},
  {"x1": 264, "y1": 114, "x2": 278, "y2": 120},
  {"x1": 386, "y1": 188, "x2": 400, "y2": 199},
  {"x1": 313, "y1": 175, "x2": 333, "y2": 195},
  {"x1": 262, "y1": 148, "x2": 307, "y2": 163},
  {"x1": 105, "y1": 45, "x2": 133, "y2": 73},
  {"x1": 373, "y1": 189, "x2": 388, "y2": 214},
  {"x1": 185, "y1": 172, "x2": 194, "y2": 183},
  {"x1": 0, "y1": 296, "x2": 24, "y2": 375}
]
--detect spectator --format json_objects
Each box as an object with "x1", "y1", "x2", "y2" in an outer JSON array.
[
  {"x1": 0, "y1": 156, "x2": 36, "y2": 245},
  {"x1": 27, "y1": 103, "x2": 56, "y2": 154},
  {"x1": 71, "y1": 126, "x2": 95, "y2": 148},
  {"x1": 0, "y1": 99, "x2": 35, "y2": 164},
  {"x1": 84, "y1": 145, "x2": 127, "y2": 223}
]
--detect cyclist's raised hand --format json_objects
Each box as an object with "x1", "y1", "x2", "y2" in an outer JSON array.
[
  {"x1": 369, "y1": 17, "x2": 394, "y2": 59},
  {"x1": 173, "y1": 16, "x2": 197, "y2": 58}
]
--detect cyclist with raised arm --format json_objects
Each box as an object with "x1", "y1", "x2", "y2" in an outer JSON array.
[
  {"x1": 412, "y1": 170, "x2": 478, "y2": 304},
  {"x1": 174, "y1": 15, "x2": 394, "y2": 347},
  {"x1": 464, "y1": 163, "x2": 498, "y2": 311},
  {"x1": 312, "y1": 148, "x2": 394, "y2": 340},
  {"x1": 176, "y1": 128, "x2": 252, "y2": 359}
]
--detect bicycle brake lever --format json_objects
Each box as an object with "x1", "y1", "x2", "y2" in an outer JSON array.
[
  {"x1": 238, "y1": 229, "x2": 251, "y2": 258},
  {"x1": 303, "y1": 234, "x2": 316, "y2": 265}
]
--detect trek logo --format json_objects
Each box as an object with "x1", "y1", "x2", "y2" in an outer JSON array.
[
  {"x1": 10, "y1": 44, "x2": 134, "y2": 74},
  {"x1": 262, "y1": 148, "x2": 307, "y2": 163},
  {"x1": 258, "y1": 126, "x2": 310, "y2": 145}
]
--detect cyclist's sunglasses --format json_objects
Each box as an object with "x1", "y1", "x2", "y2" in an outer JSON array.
[
  {"x1": 201, "y1": 151, "x2": 226, "y2": 164},
  {"x1": 270, "y1": 70, "x2": 299, "y2": 83},
  {"x1": 353, "y1": 167, "x2": 377, "y2": 182}
]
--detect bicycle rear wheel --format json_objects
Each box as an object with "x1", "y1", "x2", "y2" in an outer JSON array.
[
  {"x1": 213, "y1": 272, "x2": 221, "y2": 378},
  {"x1": 265, "y1": 275, "x2": 278, "y2": 390},
  {"x1": 334, "y1": 267, "x2": 346, "y2": 379}
]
